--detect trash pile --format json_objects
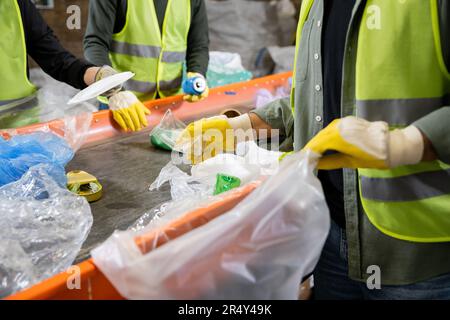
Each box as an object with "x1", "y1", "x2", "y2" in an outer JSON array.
[{"x1": 0, "y1": 132, "x2": 93, "y2": 297}]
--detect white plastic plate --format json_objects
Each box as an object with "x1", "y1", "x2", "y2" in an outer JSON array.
[{"x1": 68, "y1": 71, "x2": 135, "y2": 105}]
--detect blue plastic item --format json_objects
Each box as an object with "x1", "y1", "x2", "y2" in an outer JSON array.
[
  {"x1": 0, "y1": 132, "x2": 74, "y2": 187},
  {"x1": 182, "y1": 76, "x2": 207, "y2": 96}
]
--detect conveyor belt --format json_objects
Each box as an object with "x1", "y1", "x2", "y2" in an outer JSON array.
[
  {"x1": 68, "y1": 103, "x2": 258, "y2": 262},
  {"x1": 5, "y1": 72, "x2": 292, "y2": 300},
  {"x1": 67, "y1": 132, "x2": 173, "y2": 262}
]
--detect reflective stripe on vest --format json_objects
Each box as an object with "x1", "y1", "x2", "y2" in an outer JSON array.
[
  {"x1": 0, "y1": 1, "x2": 36, "y2": 105},
  {"x1": 356, "y1": 95, "x2": 449, "y2": 126},
  {"x1": 109, "y1": 0, "x2": 191, "y2": 101},
  {"x1": 355, "y1": 0, "x2": 450, "y2": 243},
  {"x1": 291, "y1": 0, "x2": 450, "y2": 242},
  {"x1": 361, "y1": 168, "x2": 450, "y2": 202}
]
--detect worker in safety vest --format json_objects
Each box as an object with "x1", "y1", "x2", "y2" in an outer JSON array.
[
  {"x1": 0, "y1": 0, "x2": 150, "y2": 132},
  {"x1": 84, "y1": 0, "x2": 210, "y2": 107},
  {"x1": 179, "y1": 0, "x2": 450, "y2": 299}
]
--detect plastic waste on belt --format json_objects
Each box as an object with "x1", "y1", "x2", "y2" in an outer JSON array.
[
  {"x1": 0, "y1": 132, "x2": 74, "y2": 187},
  {"x1": 0, "y1": 164, "x2": 93, "y2": 298},
  {"x1": 150, "y1": 110, "x2": 186, "y2": 152},
  {"x1": 150, "y1": 141, "x2": 282, "y2": 201},
  {"x1": 92, "y1": 151, "x2": 330, "y2": 299}
]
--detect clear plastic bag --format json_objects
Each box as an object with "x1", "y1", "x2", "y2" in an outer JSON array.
[
  {"x1": 149, "y1": 110, "x2": 186, "y2": 151},
  {"x1": 150, "y1": 141, "x2": 282, "y2": 201},
  {"x1": 2, "y1": 111, "x2": 93, "y2": 153},
  {"x1": 207, "y1": 52, "x2": 253, "y2": 88},
  {"x1": 0, "y1": 132, "x2": 74, "y2": 187},
  {"x1": 92, "y1": 151, "x2": 330, "y2": 300},
  {"x1": 149, "y1": 162, "x2": 212, "y2": 201},
  {"x1": 0, "y1": 164, "x2": 93, "y2": 298}
]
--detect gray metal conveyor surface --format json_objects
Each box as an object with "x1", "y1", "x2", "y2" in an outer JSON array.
[{"x1": 67, "y1": 132, "x2": 173, "y2": 262}]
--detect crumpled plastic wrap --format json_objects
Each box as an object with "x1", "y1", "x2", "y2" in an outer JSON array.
[
  {"x1": 149, "y1": 110, "x2": 186, "y2": 151},
  {"x1": 150, "y1": 141, "x2": 282, "y2": 201},
  {"x1": 0, "y1": 132, "x2": 74, "y2": 187},
  {"x1": 92, "y1": 151, "x2": 330, "y2": 300},
  {"x1": 150, "y1": 162, "x2": 212, "y2": 201},
  {"x1": 1, "y1": 110, "x2": 94, "y2": 153},
  {"x1": 207, "y1": 52, "x2": 253, "y2": 88},
  {"x1": 0, "y1": 165, "x2": 93, "y2": 298}
]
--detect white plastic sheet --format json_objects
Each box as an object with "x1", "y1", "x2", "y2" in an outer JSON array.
[
  {"x1": 150, "y1": 141, "x2": 282, "y2": 200},
  {"x1": 0, "y1": 165, "x2": 93, "y2": 297},
  {"x1": 92, "y1": 151, "x2": 330, "y2": 300}
]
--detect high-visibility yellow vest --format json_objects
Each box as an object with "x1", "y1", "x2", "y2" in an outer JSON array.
[
  {"x1": 109, "y1": 0, "x2": 191, "y2": 101},
  {"x1": 0, "y1": 0, "x2": 37, "y2": 110},
  {"x1": 293, "y1": 0, "x2": 450, "y2": 243}
]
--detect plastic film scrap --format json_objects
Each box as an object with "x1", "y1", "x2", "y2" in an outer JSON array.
[
  {"x1": 92, "y1": 151, "x2": 329, "y2": 299},
  {"x1": 0, "y1": 165, "x2": 93, "y2": 298}
]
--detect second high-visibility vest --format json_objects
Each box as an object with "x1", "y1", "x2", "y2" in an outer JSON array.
[
  {"x1": 293, "y1": 0, "x2": 450, "y2": 243},
  {"x1": 109, "y1": 0, "x2": 191, "y2": 101}
]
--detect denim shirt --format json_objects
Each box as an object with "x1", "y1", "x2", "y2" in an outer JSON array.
[{"x1": 253, "y1": 0, "x2": 450, "y2": 285}]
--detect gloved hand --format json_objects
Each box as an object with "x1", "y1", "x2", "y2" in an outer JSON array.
[
  {"x1": 303, "y1": 116, "x2": 424, "y2": 170},
  {"x1": 183, "y1": 72, "x2": 209, "y2": 103},
  {"x1": 176, "y1": 114, "x2": 254, "y2": 164},
  {"x1": 95, "y1": 65, "x2": 122, "y2": 97},
  {"x1": 108, "y1": 91, "x2": 151, "y2": 132}
]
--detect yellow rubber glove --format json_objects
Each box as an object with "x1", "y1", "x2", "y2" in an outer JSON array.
[
  {"x1": 183, "y1": 72, "x2": 209, "y2": 103},
  {"x1": 303, "y1": 117, "x2": 424, "y2": 170},
  {"x1": 108, "y1": 91, "x2": 151, "y2": 132},
  {"x1": 176, "y1": 114, "x2": 255, "y2": 164}
]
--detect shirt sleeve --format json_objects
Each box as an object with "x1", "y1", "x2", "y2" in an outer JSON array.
[
  {"x1": 251, "y1": 97, "x2": 295, "y2": 152},
  {"x1": 83, "y1": 0, "x2": 119, "y2": 66},
  {"x1": 20, "y1": 0, "x2": 94, "y2": 90},
  {"x1": 413, "y1": 107, "x2": 450, "y2": 164},
  {"x1": 186, "y1": 0, "x2": 210, "y2": 76}
]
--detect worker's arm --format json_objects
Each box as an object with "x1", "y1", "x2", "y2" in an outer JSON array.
[
  {"x1": 414, "y1": 2, "x2": 450, "y2": 163},
  {"x1": 414, "y1": 107, "x2": 450, "y2": 164},
  {"x1": 186, "y1": 0, "x2": 210, "y2": 76},
  {"x1": 20, "y1": 0, "x2": 96, "y2": 89},
  {"x1": 84, "y1": 0, "x2": 121, "y2": 66},
  {"x1": 250, "y1": 97, "x2": 294, "y2": 141}
]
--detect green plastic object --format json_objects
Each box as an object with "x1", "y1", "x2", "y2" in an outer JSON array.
[
  {"x1": 150, "y1": 131, "x2": 172, "y2": 151},
  {"x1": 150, "y1": 128, "x2": 182, "y2": 151},
  {"x1": 214, "y1": 174, "x2": 241, "y2": 195}
]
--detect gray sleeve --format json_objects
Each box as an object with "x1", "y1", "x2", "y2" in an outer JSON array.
[
  {"x1": 251, "y1": 97, "x2": 295, "y2": 151},
  {"x1": 439, "y1": 0, "x2": 449, "y2": 70},
  {"x1": 413, "y1": 107, "x2": 450, "y2": 164},
  {"x1": 83, "y1": 0, "x2": 118, "y2": 66}
]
